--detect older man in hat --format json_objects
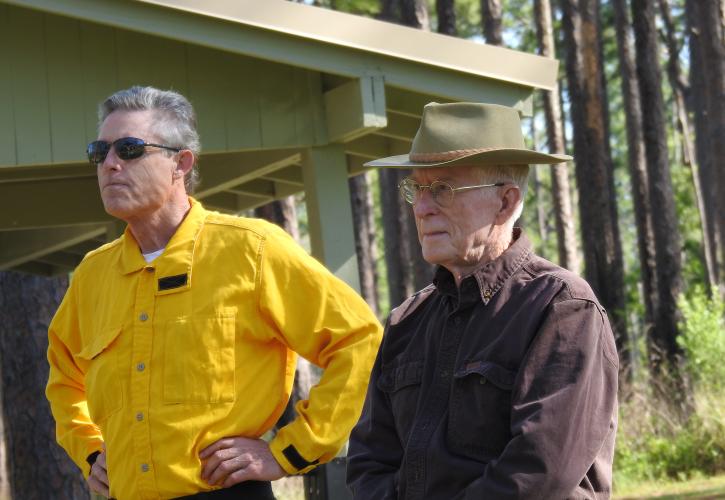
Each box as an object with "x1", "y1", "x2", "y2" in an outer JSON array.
[{"x1": 347, "y1": 102, "x2": 618, "y2": 500}]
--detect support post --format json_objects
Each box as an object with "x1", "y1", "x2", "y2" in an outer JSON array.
[{"x1": 302, "y1": 144, "x2": 360, "y2": 291}]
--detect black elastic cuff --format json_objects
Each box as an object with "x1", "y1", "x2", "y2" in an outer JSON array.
[
  {"x1": 281, "y1": 445, "x2": 318, "y2": 471},
  {"x1": 87, "y1": 450, "x2": 101, "y2": 469}
]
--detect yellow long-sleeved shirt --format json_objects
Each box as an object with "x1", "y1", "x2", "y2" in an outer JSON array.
[{"x1": 46, "y1": 199, "x2": 382, "y2": 500}]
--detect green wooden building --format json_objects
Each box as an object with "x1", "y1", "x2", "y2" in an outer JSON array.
[{"x1": 0, "y1": 0, "x2": 557, "y2": 287}]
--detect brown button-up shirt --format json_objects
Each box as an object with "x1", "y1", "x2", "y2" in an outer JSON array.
[{"x1": 347, "y1": 231, "x2": 618, "y2": 500}]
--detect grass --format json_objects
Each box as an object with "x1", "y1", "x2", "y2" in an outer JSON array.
[{"x1": 614, "y1": 473, "x2": 725, "y2": 499}]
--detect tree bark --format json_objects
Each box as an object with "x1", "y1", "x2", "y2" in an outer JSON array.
[
  {"x1": 560, "y1": 0, "x2": 629, "y2": 358},
  {"x1": 0, "y1": 271, "x2": 89, "y2": 500},
  {"x1": 685, "y1": 0, "x2": 725, "y2": 292},
  {"x1": 400, "y1": 0, "x2": 431, "y2": 30},
  {"x1": 658, "y1": 0, "x2": 718, "y2": 293},
  {"x1": 254, "y1": 197, "x2": 299, "y2": 241},
  {"x1": 436, "y1": 0, "x2": 457, "y2": 35},
  {"x1": 379, "y1": 0, "x2": 398, "y2": 21},
  {"x1": 481, "y1": 0, "x2": 503, "y2": 45},
  {"x1": 534, "y1": 0, "x2": 580, "y2": 274},
  {"x1": 631, "y1": 0, "x2": 684, "y2": 370},
  {"x1": 611, "y1": 0, "x2": 658, "y2": 342},
  {"x1": 379, "y1": 169, "x2": 414, "y2": 308},
  {"x1": 349, "y1": 173, "x2": 380, "y2": 316}
]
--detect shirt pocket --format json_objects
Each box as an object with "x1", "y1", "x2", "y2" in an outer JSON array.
[
  {"x1": 377, "y1": 360, "x2": 423, "y2": 444},
  {"x1": 447, "y1": 360, "x2": 516, "y2": 461},
  {"x1": 77, "y1": 327, "x2": 124, "y2": 423},
  {"x1": 162, "y1": 313, "x2": 236, "y2": 404}
]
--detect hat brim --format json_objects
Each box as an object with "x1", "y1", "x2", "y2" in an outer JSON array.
[{"x1": 364, "y1": 148, "x2": 572, "y2": 168}]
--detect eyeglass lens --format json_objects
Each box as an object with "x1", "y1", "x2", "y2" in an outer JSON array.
[
  {"x1": 400, "y1": 180, "x2": 454, "y2": 206},
  {"x1": 87, "y1": 137, "x2": 147, "y2": 165}
]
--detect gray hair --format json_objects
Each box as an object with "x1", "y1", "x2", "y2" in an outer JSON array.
[
  {"x1": 476, "y1": 164, "x2": 530, "y2": 223},
  {"x1": 99, "y1": 86, "x2": 201, "y2": 193}
]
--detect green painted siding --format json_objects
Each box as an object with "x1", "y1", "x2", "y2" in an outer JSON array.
[{"x1": 0, "y1": 4, "x2": 326, "y2": 168}]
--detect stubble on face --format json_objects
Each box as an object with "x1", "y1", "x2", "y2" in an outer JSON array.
[{"x1": 96, "y1": 110, "x2": 176, "y2": 222}]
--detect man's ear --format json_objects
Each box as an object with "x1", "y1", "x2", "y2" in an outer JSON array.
[
  {"x1": 495, "y1": 184, "x2": 522, "y2": 225},
  {"x1": 174, "y1": 150, "x2": 195, "y2": 179}
]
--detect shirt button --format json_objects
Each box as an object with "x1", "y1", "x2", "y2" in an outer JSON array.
[
  {"x1": 136, "y1": 412, "x2": 144, "y2": 422},
  {"x1": 139, "y1": 312, "x2": 149, "y2": 322},
  {"x1": 141, "y1": 463, "x2": 149, "y2": 473},
  {"x1": 136, "y1": 362, "x2": 145, "y2": 372},
  {"x1": 479, "y1": 378, "x2": 487, "y2": 385}
]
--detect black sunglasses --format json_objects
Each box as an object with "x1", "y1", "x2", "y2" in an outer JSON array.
[{"x1": 87, "y1": 137, "x2": 181, "y2": 165}]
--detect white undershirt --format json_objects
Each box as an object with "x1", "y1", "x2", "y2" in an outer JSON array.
[{"x1": 142, "y1": 248, "x2": 165, "y2": 263}]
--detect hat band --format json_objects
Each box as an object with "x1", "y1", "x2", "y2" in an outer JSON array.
[{"x1": 409, "y1": 146, "x2": 499, "y2": 162}]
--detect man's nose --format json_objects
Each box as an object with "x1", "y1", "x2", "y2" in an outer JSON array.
[
  {"x1": 412, "y1": 189, "x2": 438, "y2": 218},
  {"x1": 100, "y1": 149, "x2": 122, "y2": 171}
]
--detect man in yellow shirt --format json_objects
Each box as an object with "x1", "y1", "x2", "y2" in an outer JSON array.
[{"x1": 46, "y1": 86, "x2": 383, "y2": 500}]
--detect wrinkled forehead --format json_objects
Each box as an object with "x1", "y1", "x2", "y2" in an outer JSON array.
[{"x1": 98, "y1": 109, "x2": 160, "y2": 142}]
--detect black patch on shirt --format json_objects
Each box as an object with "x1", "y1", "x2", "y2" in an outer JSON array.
[
  {"x1": 158, "y1": 273, "x2": 188, "y2": 291},
  {"x1": 282, "y1": 445, "x2": 319, "y2": 470}
]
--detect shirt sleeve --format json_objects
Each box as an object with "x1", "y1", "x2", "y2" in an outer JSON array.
[
  {"x1": 256, "y1": 225, "x2": 383, "y2": 475},
  {"x1": 346, "y1": 329, "x2": 402, "y2": 500},
  {"x1": 45, "y1": 275, "x2": 104, "y2": 477},
  {"x1": 459, "y1": 298, "x2": 619, "y2": 499}
]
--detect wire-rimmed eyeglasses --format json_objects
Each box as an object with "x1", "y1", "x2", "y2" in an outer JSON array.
[{"x1": 398, "y1": 178, "x2": 505, "y2": 207}]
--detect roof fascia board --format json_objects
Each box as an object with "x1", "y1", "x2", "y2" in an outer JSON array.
[
  {"x1": 2, "y1": 0, "x2": 555, "y2": 96},
  {"x1": 139, "y1": 0, "x2": 558, "y2": 91}
]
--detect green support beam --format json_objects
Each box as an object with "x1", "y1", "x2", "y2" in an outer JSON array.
[
  {"x1": 323, "y1": 74, "x2": 387, "y2": 143},
  {"x1": 0, "y1": 224, "x2": 106, "y2": 269},
  {"x1": 302, "y1": 145, "x2": 359, "y2": 290}
]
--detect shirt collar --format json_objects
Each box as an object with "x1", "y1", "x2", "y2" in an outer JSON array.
[
  {"x1": 433, "y1": 228, "x2": 532, "y2": 306},
  {"x1": 117, "y1": 198, "x2": 208, "y2": 289}
]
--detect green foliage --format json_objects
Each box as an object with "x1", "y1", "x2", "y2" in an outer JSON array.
[
  {"x1": 615, "y1": 292, "x2": 725, "y2": 488},
  {"x1": 615, "y1": 392, "x2": 725, "y2": 486},
  {"x1": 677, "y1": 287, "x2": 725, "y2": 393}
]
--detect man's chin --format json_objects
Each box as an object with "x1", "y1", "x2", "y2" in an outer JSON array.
[{"x1": 101, "y1": 200, "x2": 134, "y2": 221}]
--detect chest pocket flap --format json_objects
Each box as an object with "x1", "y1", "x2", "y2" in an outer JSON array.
[
  {"x1": 377, "y1": 360, "x2": 423, "y2": 392},
  {"x1": 454, "y1": 360, "x2": 516, "y2": 390},
  {"x1": 77, "y1": 327, "x2": 123, "y2": 361}
]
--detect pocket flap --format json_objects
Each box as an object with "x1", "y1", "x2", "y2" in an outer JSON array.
[
  {"x1": 77, "y1": 327, "x2": 122, "y2": 360},
  {"x1": 454, "y1": 360, "x2": 516, "y2": 390},
  {"x1": 378, "y1": 361, "x2": 423, "y2": 392}
]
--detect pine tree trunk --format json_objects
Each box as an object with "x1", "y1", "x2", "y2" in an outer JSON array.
[
  {"x1": 254, "y1": 197, "x2": 299, "y2": 241},
  {"x1": 612, "y1": 0, "x2": 658, "y2": 342},
  {"x1": 631, "y1": 0, "x2": 684, "y2": 372},
  {"x1": 349, "y1": 173, "x2": 380, "y2": 316},
  {"x1": 379, "y1": 169, "x2": 411, "y2": 308},
  {"x1": 481, "y1": 0, "x2": 503, "y2": 45},
  {"x1": 658, "y1": 0, "x2": 718, "y2": 293},
  {"x1": 534, "y1": 0, "x2": 580, "y2": 274},
  {"x1": 685, "y1": 0, "x2": 725, "y2": 293},
  {"x1": 0, "y1": 271, "x2": 89, "y2": 500},
  {"x1": 379, "y1": 0, "x2": 398, "y2": 21},
  {"x1": 400, "y1": 0, "x2": 430, "y2": 30},
  {"x1": 560, "y1": 0, "x2": 629, "y2": 359},
  {"x1": 685, "y1": 0, "x2": 721, "y2": 294},
  {"x1": 378, "y1": 0, "x2": 435, "y2": 308},
  {"x1": 436, "y1": 0, "x2": 457, "y2": 35}
]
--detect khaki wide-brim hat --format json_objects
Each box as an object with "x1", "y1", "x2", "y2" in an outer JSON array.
[{"x1": 365, "y1": 102, "x2": 572, "y2": 168}]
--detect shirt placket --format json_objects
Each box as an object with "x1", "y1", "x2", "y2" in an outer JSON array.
[
  {"x1": 404, "y1": 296, "x2": 468, "y2": 500},
  {"x1": 131, "y1": 265, "x2": 160, "y2": 499}
]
